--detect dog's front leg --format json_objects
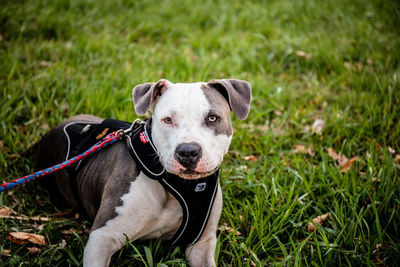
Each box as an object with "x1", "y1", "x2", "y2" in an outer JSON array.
[
  {"x1": 83, "y1": 228, "x2": 126, "y2": 267},
  {"x1": 83, "y1": 173, "x2": 171, "y2": 267},
  {"x1": 185, "y1": 184, "x2": 223, "y2": 267}
]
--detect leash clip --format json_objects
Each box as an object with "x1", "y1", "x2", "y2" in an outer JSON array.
[{"x1": 118, "y1": 119, "x2": 142, "y2": 139}]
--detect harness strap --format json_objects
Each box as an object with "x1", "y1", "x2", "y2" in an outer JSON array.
[{"x1": 124, "y1": 119, "x2": 219, "y2": 246}]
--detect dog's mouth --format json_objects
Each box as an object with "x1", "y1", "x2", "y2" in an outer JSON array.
[{"x1": 175, "y1": 166, "x2": 219, "y2": 179}]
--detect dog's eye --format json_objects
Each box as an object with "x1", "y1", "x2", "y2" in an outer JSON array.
[
  {"x1": 208, "y1": 115, "x2": 218, "y2": 122},
  {"x1": 163, "y1": 117, "x2": 173, "y2": 124}
]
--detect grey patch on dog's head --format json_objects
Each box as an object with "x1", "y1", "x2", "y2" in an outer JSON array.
[
  {"x1": 132, "y1": 79, "x2": 171, "y2": 115},
  {"x1": 201, "y1": 85, "x2": 233, "y2": 136},
  {"x1": 206, "y1": 79, "x2": 252, "y2": 120}
]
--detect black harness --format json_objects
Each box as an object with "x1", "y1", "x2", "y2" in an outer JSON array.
[{"x1": 64, "y1": 119, "x2": 219, "y2": 246}]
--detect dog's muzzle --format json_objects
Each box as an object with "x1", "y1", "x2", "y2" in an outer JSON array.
[{"x1": 174, "y1": 142, "x2": 202, "y2": 170}]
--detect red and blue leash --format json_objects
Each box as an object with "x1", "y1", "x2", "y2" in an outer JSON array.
[{"x1": 0, "y1": 131, "x2": 122, "y2": 192}]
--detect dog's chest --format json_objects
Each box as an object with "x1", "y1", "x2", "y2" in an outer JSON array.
[{"x1": 104, "y1": 172, "x2": 182, "y2": 241}]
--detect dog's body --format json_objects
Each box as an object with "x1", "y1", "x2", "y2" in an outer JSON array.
[{"x1": 35, "y1": 79, "x2": 251, "y2": 266}]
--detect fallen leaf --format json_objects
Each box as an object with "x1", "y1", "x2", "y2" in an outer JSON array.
[
  {"x1": 51, "y1": 211, "x2": 74, "y2": 217},
  {"x1": 41, "y1": 123, "x2": 50, "y2": 131},
  {"x1": 8, "y1": 232, "x2": 46, "y2": 246},
  {"x1": 387, "y1": 146, "x2": 395, "y2": 154},
  {"x1": 243, "y1": 155, "x2": 257, "y2": 162},
  {"x1": 2, "y1": 249, "x2": 11, "y2": 255},
  {"x1": 64, "y1": 41, "x2": 73, "y2": 49},
  {"x1": 218, "y1": 223, "x2": 242, "y2": 236},
  {"x1": 344, "y1": 62, "x2": 352, "y2": 70},
  {"x1": 35, "y1": 198, "x2": 46, "y2": 207},
  {"x1": 39, "y1": 61, "x2": 52, "y2": 67},
  {"x1": 302, "y1": 124, "x2": 311, "y2": 133},
  {"x1": 307, "y1": 212, "x2": 330, "y2": 232},
  {"x1": 337, "y1": 154, "x2": 349, "y2": 166},
  {"x1": 294, "y1": 144, "x2": 314, "y2": 156},
  {"x1": 340, "y1": 157, "x2": 360, "y2": 172},
  {"x1": 83, "y1": 224, "x2": 91, "y2": 235},
  {"x1": 327, "y1": 148, "x2": 339, "y2": 160},
  {"x1": 307, "y1": 146, "x2": 314, "y2": 156},
  {"x1": 294, "y1": 144, "x2": 306, "y2": 154},
  {"x1": 237, "y1": 165, "x2": 248, "y2": 171},
  {"x1": 373, "y1": 243, "x2": 382, "y2": 254},
  {"x1": 0, "y1": 206, "x2": 15, "y2": 216},
  {"x1": 27, "y1": 247, "x2": 42, "y2": 254},
  {"x1": 327, "y1": 148, "x2": 359, "y2": 171},
  {"x1": 296, "y1": 50, "x2": 312, "y2": 60},
  {"x1": 312, "y1": 119, "x2": 325, "y2": 134},
  {"x1": 61, "y1": 102, "x2": 69, "y2": 116},
  {"x1": 61, "y1": 228, "x2": 83, "y2": 235}
]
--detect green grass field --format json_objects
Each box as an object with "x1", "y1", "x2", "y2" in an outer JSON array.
[{"x1": 1, "y1": 0, "x2": 400, "y2": 266}]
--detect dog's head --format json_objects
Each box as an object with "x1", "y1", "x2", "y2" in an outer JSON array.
[{"x1": 132, "y1": 79, "x2": 251, "y2": 179}]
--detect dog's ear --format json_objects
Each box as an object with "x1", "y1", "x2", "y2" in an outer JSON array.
[
  {"x1": 132, "y1": 79, "x2": 171, "y2": 115},
  {"x1": 206, "y1": 79, "x2": 252, "y2": 120}
]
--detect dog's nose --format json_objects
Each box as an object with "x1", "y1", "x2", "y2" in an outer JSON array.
[{"x1": 175, "y1": 142, "x2": 202, "y2": 169}]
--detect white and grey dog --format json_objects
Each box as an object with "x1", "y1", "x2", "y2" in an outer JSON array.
[{"x1": 35, "y1": 79, "x2": 251, "y2": 266}]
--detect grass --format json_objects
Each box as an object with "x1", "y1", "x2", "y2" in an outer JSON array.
[{"x1": 1, "y1": 0, "x2": 400, "y2": 265}]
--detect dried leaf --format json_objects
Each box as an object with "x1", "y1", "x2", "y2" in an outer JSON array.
[
  {"x1": 387, "y1": 146, "x2": 395, "y2": 154},
  {"x1": 27, "y1": 247, "x2": 42, "y2": 254},
  {"x1": 0, "y1": 206, "x2": 15, "y2": 216},
  {"x1": 39, "y1": 61, "x2": 52, "y2": 67},
  {"x1": 328, "y1": 148, "x2": 358, "y2": 171},
  {"x1": 307, "y1": 212, "x2": 330, "y2": 232},
  {"x1": 312, "y1": 119, "x2": 325, "y2": 134},
  {"x1": 337, "y1": 154, "x2": 349, "y2": 166},
  {"x1": 8, "y1": 232, "x2": 46, "y2": 246},
  {"x1": 327, "y1": 148, "x2": 339, "y2": 160},
  {"x1": 373, "y1": 243, "x2": 382, "y2": 254},
  {"x1": 307, "y1": 146, "x2": 314, "y2": 156},
  {"x1": 294, "y1": 144, "x2": 307, "y2": 154},
  {"x1": 0, "y1": 140, "x2": 4, "y2": 152},
  {"x1": 218, "y1": 223, "x2": 242, "y2": 236},
  {"x1": 41, "y1": 123, "x2": 50, "y2": 131},
  {"x1": 62, "y1": 228, "x2": 83, "y2": 235},
  {"x1": 296, "y1": 50, "x2": 312, "y2": 60},
  {"x1": 243, "y1": 155, "x2": 257, "y2": 162},
  {"x1": 371, "y1": 177, "x2": 381, "y2": 182},
  {"x1": 294, "y1": 144, "x2": 314, "y2": 156},
  {"x1": 2, "y1": 249, "x2": 11, "y2": 255},
  {"x1": 35, "y1": 198, "x2": 46, "y2": 207},
  {"x1": 303, "y1": 124, "x2": 311, "y2": 133},
  {"x1": 61, "y1": 102, "x2": 69, "y2": 116},
  {"x1": 340, "y1": 157, "x2": 360, "y2": 172}
]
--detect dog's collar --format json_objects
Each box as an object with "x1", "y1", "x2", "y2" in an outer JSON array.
[
  {"x1": 64, "y1": 118, "x2": 219, "y2": 246},
  {"x1": 124, "y1": 118, "x2": 219, "y2": 246}
]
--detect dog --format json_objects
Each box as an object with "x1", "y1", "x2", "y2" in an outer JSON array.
[{"x1": 35, "y1": 79, "x2": 251, "y2": 266}]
